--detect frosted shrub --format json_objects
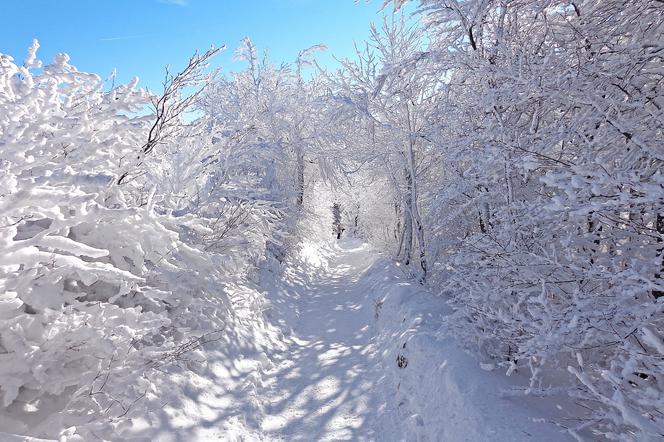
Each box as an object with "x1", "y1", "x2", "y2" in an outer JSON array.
[
  {"x1": 352, "y1": 1, "x2": 664, "y2": 438},
  {"x1": 0, "y1": 42, "x2": 235, "y2": 436}
]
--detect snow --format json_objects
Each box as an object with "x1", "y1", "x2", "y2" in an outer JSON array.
[
  {"x1": 255, "y1": 238, "x2": 403, "y2": 441},
  {"x1": 105, "y1": 230, "x2": 569, "y2": 441},
  {"x1": 366, "y1": 254, "x2": 570, "y2": 441},
  {"x1": 3, "y1": 1, "x2": 662, "y2": 437},
  {"x1": 0, "y1": 212, "x2": 542, "y2": 442}
]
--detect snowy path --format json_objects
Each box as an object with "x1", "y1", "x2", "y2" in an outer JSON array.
[
  {"x1": 127, "y1": 238, "x2": 401, "y2": 442},
  {"x1": 256, "y1": 239, "x2": 402, "y2": 441},
  {"x1": 130, "y1": 237, "x2": 567, "y2": 441}
]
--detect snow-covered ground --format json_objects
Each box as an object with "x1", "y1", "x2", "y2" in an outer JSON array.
[
  {"x1": 254, "y1": 240, "x2": 403, "y2": 441},
  {"x1": 110, "y1": 231, "x2": 570, "y2": 441},
  {"x1": 259, "y1": 236, "x2": 570, "y2": 441},
  {"x1": 0, "y1": 218, "x2": 573, "y2": 441}
]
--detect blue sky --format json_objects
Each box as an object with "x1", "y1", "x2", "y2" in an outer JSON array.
[{"x1": 2, "y1": 0, "x2": 408, "y2": 91}]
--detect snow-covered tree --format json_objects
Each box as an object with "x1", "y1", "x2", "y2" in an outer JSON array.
[
  {"x1": 0, "y1": 41, "x2": 276, "y2": 438},
  {"x1": 327, "y1": 16, "x2": 444, "y2": 281},
  {"x1": 370, "y1": 1, "x2": 664, "y2": 439}
]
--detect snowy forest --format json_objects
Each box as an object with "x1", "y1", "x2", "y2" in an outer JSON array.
[{"x1": 1, "y1": 0, "x2": 663, "y2": 441}]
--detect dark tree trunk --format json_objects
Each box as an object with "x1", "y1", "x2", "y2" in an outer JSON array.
[{"x1": 296, "y1": 150, "x2": 305, "y2": 206}]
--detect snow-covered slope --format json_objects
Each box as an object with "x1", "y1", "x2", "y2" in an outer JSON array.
[
  {"x1": 113, "y1": 230, "x2": 573, "y2": 441},
  {"x1": 1, "y1": 218, "x2": 575, "y2": 441}
]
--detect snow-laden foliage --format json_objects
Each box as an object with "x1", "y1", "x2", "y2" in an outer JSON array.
[
  {"x1": 0, "y1": 42, "x2": 285, "y2": 438},
  {"x1": 198, "y1": 38, "x2": 334, "y2": 214},
  {"x1": 331, "y1": 1, "x2": 664, "y2": 439},
  {"x1": 323, "y1": 17, "x2": 444, "y2": 279},
  {"x1": 2, "y1": 1, "x2": 663, "y2": 439}
]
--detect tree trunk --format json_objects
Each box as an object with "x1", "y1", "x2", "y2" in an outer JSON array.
[
  {"x1": 401, "y1": 172, "x2": 413, "y2": 267},
  {"x1": 478, "y1": 208, "x2": 487, "y2": 233},
  {"x1": 587, "y1": 214, "x2": 601, "y2": 266},
  {"x1": 653, "y1": 212, "x2": 664, "y2": 299},
  {"x1": 405, "y1": 104, "x2": 427, "y2": 282},
  {"x1": 295, "y1": 149, "x2": 305, "y2": 206},
  {"x1": 395, "y1": 201, "x2": 404, "y2": 257}
]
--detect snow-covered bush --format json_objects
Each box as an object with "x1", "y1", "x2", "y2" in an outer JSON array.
[
  {"x1": 333, "y1": 1, "x2": 664, "y2": 439},
  {"x1": 0, "y1": 41, "x2": 277, "y2": 438},
  {"x1": 195, "y1": 38, "x2": 344, "y2": 267},
  {"x1": 396, "y1": 1, "x2": 663, "y2": 439}
]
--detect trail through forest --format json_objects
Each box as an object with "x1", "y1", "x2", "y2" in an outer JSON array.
[
  {"x1": 121, "y1": 237, "x2": 404, "y2": 442},
  {"x1": 256, "y1": 238, "x2": 402, "y2": 441},
  {"x1": 2, "y1": 2, "x2": 662, "y2": 440},
  {"x1": 250, "y1": 236, "x2": 568, "y2": 442},
  {"x1": 128, "y1": 235, "x2": 566, "y2": 442}
]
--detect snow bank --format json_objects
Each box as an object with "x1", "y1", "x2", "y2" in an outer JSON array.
[{"x1": 363, "y1": 257, "x2": 572, "y2": 441}]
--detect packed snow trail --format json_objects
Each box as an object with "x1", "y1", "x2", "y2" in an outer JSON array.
[
  {"x1": 243, "y1": 236, "x2": 566, "y2": 441},
  {"x1": 124, "y1": 236, "x2": 569, "y2": 441},
  {"x1": 256, "y1": 238, "x2": 403, "y2": 441}
]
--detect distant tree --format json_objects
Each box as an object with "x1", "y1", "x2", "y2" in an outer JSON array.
[
  {"x1": 332, "y1": 202, "x2": 344, "y2": 239},
  {"x1": 328, "y1": 16, "x2": 440, "y2": 282}
]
